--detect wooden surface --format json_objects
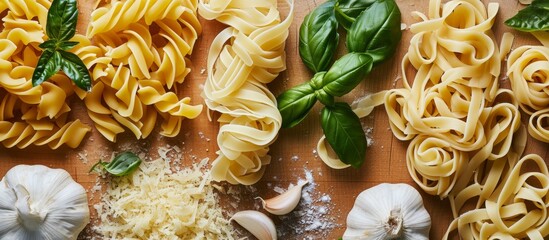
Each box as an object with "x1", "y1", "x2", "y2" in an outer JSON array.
[{"x1": 0, "y1": 0, "x2": 543, "y2": 239}]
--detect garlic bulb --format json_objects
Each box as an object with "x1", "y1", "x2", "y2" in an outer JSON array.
[
  {"x1": 258, "y1": 180, "x2": 308, "y2": 215},
  {"x1": 0, "y1": 165, "x2": 90, "y2": 240},
  {"x1": 343, "y1": 183, "x2": 431, "y2": 240},
  {"x1": 231, "y1": 210, "x2": 277, "y2": 240}
]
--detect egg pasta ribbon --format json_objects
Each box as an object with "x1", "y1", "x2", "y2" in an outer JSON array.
[
  {"x1": 199, "y1": 0, "x2": 294, "y2": 185},
  {"x1": 342, "y1": 0, "x2": 549, "y2": 238}
]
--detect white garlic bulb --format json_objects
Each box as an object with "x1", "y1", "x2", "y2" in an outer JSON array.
[
  {"x1": 343, "y1": 183, "x2": 431, "y2": 240},
  {"x1": 0, "y1": 165, "x2": 90, "y2": 240}
]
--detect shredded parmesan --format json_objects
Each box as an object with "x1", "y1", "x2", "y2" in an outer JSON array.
[{"x1": 93, "y1": 158, "x2": 235, "y2": 239}]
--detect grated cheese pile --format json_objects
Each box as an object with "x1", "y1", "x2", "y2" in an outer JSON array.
[{"x1": 93, "y1": 158, "x2": 235, "y2": 239}]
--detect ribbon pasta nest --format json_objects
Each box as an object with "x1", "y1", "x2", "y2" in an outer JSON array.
[
  {"x1": 198, "y1": 0, "x2": 294, "y2": 185},
  {"x1": 353, "y1": 0, "x2": 549, "y2": 238},
  {"x1": 0, "y1": 0, "x2": 204, "y2": 148}
]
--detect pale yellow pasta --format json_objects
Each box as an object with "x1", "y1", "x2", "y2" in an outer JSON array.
[
  {"x1": 85, "y1": 0, "x2": 202, "y2": 141},
  {"x1": 199, "y1": 0, "x2": 294, "y2": 185},
  {"x1": 0, "y1": 0, "x2": 91, "y2": 149},
  {"x1": 351, "y1": 0, "x2": 549, "y2": 238},
  {"x1": 507, "y1": 38, "x2": 549, "y2": 144}
]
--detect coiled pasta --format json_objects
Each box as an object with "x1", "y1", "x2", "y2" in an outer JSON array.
[
  {"x1": 381, "y1": 0, "x2": 549, "y2": 238},
  {"x1": 199, "y1": 0, "x2": 294, "y2": 185},
  {"x1": 85, "y1": 0, "x2": 202, "y2": 141},
  {"x1": 0, "y1": 0, "x2": 91, "y2": 149}
]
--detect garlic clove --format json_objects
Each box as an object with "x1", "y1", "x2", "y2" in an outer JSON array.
[
  {"x1": 231, "y1": 210, "x2": 277, "y2": 240},
  {"x1": 258, "y1": 180, "x2": 308, "y2": 215}
]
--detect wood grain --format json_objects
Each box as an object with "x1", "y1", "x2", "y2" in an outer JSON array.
[{"x1": 0, "y1": 0, "x2": 543, "y2": 239}]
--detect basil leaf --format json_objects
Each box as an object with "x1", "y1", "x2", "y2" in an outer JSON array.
[
  {"x1": 321, "y1": 53, "x2": 373, "y2": 97},
  {"x1": 505, "y1": 0, "x2": 549, "y2": 31},
  {"x1": 39, "y1": 39, "x2": 57, "y2": 49},
  {"x1": 299, "y1": 1, "x2": 339, "y2": 73},
  {"x1": 90, "y1": 151, "x2": 142, "y2": 176},
  {"x1": 59, "y1": 41, "x2": 79, "y2": 51},
  {"x1": 32, "y1": 49, "x2": 62, "y2": 87},
  {"x1": 347, "y1": 0, "x2": 401, "y2": 64},
  {"x1": 46, "y1": 0, "x2": 78, "y2": 41},
  {"x1": 59, "y1": 51, "x2": 92, "y2": 91},
  {"x1": 277, "y1": 82, "x2": 318, "y2": 128},
  {"x1": 335, "y1": 0, "x2": 377, "y2": 30},
  {"x1": 321, "y1": 102, "x2": 367, "y2": 168}
]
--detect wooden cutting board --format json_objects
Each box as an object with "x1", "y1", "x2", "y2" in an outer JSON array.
[{"x1": 0, "y1": 0, "x2": 543, "y2": 239}]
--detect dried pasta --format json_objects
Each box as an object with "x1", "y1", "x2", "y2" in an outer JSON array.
[
  {"x1": 0, "y1": 0, "x2": 91, "y2": 149},
  {"x1": 336, "y1": 0, "x2": 549, "y2": 238},
  {"x1": 85, "y1": 0, "x2": 202, "y2": 141},
  {"x1": 198, "y1": 0, "x2": 294, "y2": 185},
  {"x1": 507, "y1": 36, "x2": 549, "y2": 143}
]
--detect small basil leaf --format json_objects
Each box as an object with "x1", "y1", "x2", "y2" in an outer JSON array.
[
  {"x1": 347, "y1": 0, "x2": 402, "y2": 64},
  {"x1": 277, "y1": 82, "x2": 318, "y2": 128},
  {"x1": 59, "y1": 51, "x2": 92, "y2": 91},
  {"x1": 90, "y1": 151, "x2": 142, "y2": 176},
  {"x1": 505, "y1": 0, "x2": 549, "y2": 31},
  {"x1": 59, "y1": 41, "x2": 79, "y2": 51},
  {"x1": 299, "y1": 1, "x2": 339, "y2": 73},
  {"x1": 321, "y1": 102, "x2": 367, "y2": 168},
  {"x1": 38, "y1": 39, "x2": 57, "y2": 50},
  {"x1": 32, "y1": 49, "x2": 62, "y2": 87},
  {"x1": 46, "y1": 0, "x2": 78, "y2": 41},
  {"x1": 321, "y1": 53, "x2": 373, "y2": 97},
  {"x1": 335, "y1": 0, "x2": 377, "y2": 30}
]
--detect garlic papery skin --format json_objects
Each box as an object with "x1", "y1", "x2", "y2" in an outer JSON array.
[
  {"x1": 258, "y1": 180, "x2": 308, "y2": 215},
  {"x1": 231, "y1": 210, "x2": 277, "y2": 240},
  {"x1": 0, "y1": 165, "x2": 90, "y2": 240},
  {"x1": 343, "y1": 183, "x2": 431, "y2": 240}
]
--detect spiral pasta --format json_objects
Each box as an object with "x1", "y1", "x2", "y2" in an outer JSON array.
[
  {"x1": 198, "y1": 0, "x2": 294, "y2": 185},
  {"x1": 0, "y1": 0, "x2": 91, "y2": 149},
  {"x1": 85, "y1": 0, "x2": 202, "y2": 141}
]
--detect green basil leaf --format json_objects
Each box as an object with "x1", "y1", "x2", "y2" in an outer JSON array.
[
  {"x1": 299, "y1": 1, "x2": 339, "y2": 73},
  {"x1": 277, "y1": 82, "x2": 318, "y2": 128},
  {"x1": 46, "y1": 0, "x2": 79, "y2": 41},
  {"x1": 505, "y1": 0, "x2": 549, "y2": 31},
  {"x1": 321, "y1": 53, "x2": 373, "y2": 97},
  {"x1": 59, "y1": 41, "x2": 79, "y2": 51},
  {"x1": 38, "y1": 39, "x2": 57, "y2": 50},
  {"x1": 32, "y1": 49, "x2": 62, "y2": 87},
  {"x1": 90, "y1": 151, "x2": 142, "y2": 176},
  {"x1": 321, "y1": 102, "x2": 367, "y2": 168},
  {"x1": 59, "y1": 51, "x2": 92, "y2": 91},
  {"x1": 335, "y1": 0, "x2": 377, "y2": 30},
  {"x1": 346, "y1": 0, "x2": 401, "y2": 64}
]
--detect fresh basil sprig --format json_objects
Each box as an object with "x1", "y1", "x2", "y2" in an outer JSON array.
[
  {"x1": 90, "y1": 151, "x2": 142, "y2": 176},
  {"x1": 505, "y1": 0, "x2": 549, "y2": 32},
  {"x1": 299, "y1": 1, "x2": 339, "y2": 73},
  {"x1": 32, "y1": 0, "x2": 91, "y2": 91},
  {"x1": 346, "y1": 0, "x2": 402, "y2": 64},
  {"x1": 321, "y1": 102, "x2": 367, "y2": 168},
  {"x1": 277, "y1": 0, "x2": 402, "y2": 168}
]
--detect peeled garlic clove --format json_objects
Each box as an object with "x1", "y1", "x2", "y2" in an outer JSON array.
[
  {"x1": 231, "y1": 210, "x2": 277, "y2": 240},
  {"x1": 258, "y1": 181, "x2": 308, "y2": 215}
]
